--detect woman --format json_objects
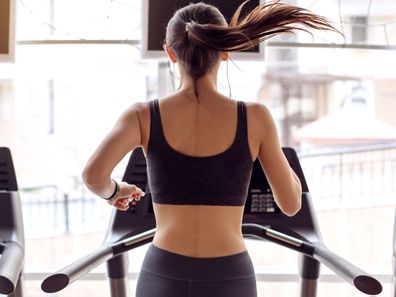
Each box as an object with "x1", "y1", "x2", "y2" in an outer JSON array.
[{"x1": 82, "y1": 1, "x2": 339, "y2": 296}]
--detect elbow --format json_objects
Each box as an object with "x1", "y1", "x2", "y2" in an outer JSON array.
[
  {"x1": 82, "y1": 165, "x2": 106, "y2": 187},
  {"x1": 281, "y1": 198, "x2": 301, "y2": 217},
  {"x1": 82, "y1": 166, "x2": 93, "y2": 186},
  {"x1": 280, "y1": 183, "x2": 302, "y2": 217}
]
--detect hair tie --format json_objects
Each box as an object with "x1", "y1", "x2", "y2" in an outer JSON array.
[{"x1": 185, "y1": 20, "x2": 197, "y2": 32}]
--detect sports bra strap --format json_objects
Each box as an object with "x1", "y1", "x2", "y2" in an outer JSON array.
[
  {"x1": 237, "y1": 100, "x2": 248, "y2": 141},
  {"x1": 149, "y1": 99, "x2": 165, "y2": 148}
]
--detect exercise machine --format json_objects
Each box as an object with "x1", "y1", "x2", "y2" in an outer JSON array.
[
  {"x1": 0, "y1": 147, "x2": 25, "y2": 297},
  {"x1": 41, "y1": 147, "x2": 382, "y2": 296}
]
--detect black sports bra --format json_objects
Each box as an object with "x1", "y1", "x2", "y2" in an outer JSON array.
[{"x1": 146, "y1": 99, "x2": 253, "y2": 206}]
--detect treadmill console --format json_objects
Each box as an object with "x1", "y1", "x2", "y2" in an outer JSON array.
[
  {"x1": 244, "y1": 160, "x2": 281, "y2": 215},
  {"x1": 246, "y1": 188, "x2": 279, "y2": 214}
]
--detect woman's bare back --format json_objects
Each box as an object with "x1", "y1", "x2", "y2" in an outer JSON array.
[{"x1": 138, "y1": 93, "x2": 260, "y2": 257}]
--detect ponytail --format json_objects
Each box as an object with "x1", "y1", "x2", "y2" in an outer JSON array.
[
  {"x1": 188, "y1": 0, "x2": 341, "y2": 52},
  {"x1": 166, "y1": 0, "x2": 341, "y2": 100}
]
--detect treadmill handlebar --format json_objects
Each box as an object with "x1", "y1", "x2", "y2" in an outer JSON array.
[
  {"x1": 242, "y1": 223, "x2": 382, "y2": 296},
  {"x1": 313, "y1": 245, "x2": 382, "y2": 295},
  {"x1": 119, "y1": 228, "x2": 157, "y2": 248},
  {"x1": 0, "y1": 241, "x2": 24, "y2": 295},
  {"x1": 41, "y1": 228, "x2": 157, "y2": 293},
  {"x1": 111, "y1": 228, "x2": 157, "y2": 256},
  {"x1": 41, "y1": 245, "x2": 113, "y2": 293},
  {"x1": 242, "y1": 223, "x2": 315, "y2": 255}
]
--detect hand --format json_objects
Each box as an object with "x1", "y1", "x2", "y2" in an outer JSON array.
[{"x1": 107, "y1": 181, "x2": 145, "y2": 211}]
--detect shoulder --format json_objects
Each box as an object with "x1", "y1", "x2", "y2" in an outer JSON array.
[
  {"x1": 243, "y1": 101, "x2": 273, "y2": 124},
  {"x1": 111, "y1": 101, "x2": 151, "y2": 137},
  {"x1": 243, "y1": 101, "x2": 278, "y2": 146},
  {"x1": 121, "y1": 100, "x2": 151, "y2": 122},
  {"x1": 121, "y1": 101, "x2": 153, "y2": 142},
  {"x1": 127, "y1": 100, "x2": 150, "y2": 114}
]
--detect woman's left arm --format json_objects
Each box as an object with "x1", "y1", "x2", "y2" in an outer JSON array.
[{"x1": 82, "y1": 102, "x2": 145, "y2": 210}]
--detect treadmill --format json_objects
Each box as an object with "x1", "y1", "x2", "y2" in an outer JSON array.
[
  {"x1": 41, "y1": 147, "x2": 383, "y2": 296},
  {"x1": 0, "y1": 147, "x2": 25, "y2": 297}
]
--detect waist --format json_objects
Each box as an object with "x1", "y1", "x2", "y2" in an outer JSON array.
[
  {"x1": 141, "y1": 243, "x2": 255, "y2": 281},
  {"x1": 152, "y1": 202, "x2": 245, "y2": 256},
  {"x1": 152, "y1": 227, "x2": 246, "y2": 258}
]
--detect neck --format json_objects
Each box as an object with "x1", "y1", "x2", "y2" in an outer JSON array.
[{"x1": 177, "y1": 67, "x2": 220, "y2": 100}]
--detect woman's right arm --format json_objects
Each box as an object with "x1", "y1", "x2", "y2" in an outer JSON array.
[{"x1": 252, "y1": 103, "x2": 302, "y2": 216}]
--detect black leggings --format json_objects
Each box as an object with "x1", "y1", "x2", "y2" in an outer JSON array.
[{"x1": 135, "y1": 243, "x2": 257, "y2": 297}]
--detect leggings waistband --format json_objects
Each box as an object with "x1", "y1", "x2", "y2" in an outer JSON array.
[{"x1": 141, "y1": 243, "x2": 255, "y2": 281}]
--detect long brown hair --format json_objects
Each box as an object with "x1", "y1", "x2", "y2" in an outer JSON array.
[{"x1": 165, "y1": 0, "x2": 341, "y2": 100}]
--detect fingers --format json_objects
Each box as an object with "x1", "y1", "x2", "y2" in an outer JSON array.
[
  {"x1": 119, "y1": 182, "x2": 145, "y2": 199},
  {"x1": 131, "y1": 192, "x2": 141, "y2": 201},
  {"x1": 107, "y1": 182, "x2": 146, "y2": 211},
  {"x1": 111, "y1": 197, "x2": 132, "y2": 211}
]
